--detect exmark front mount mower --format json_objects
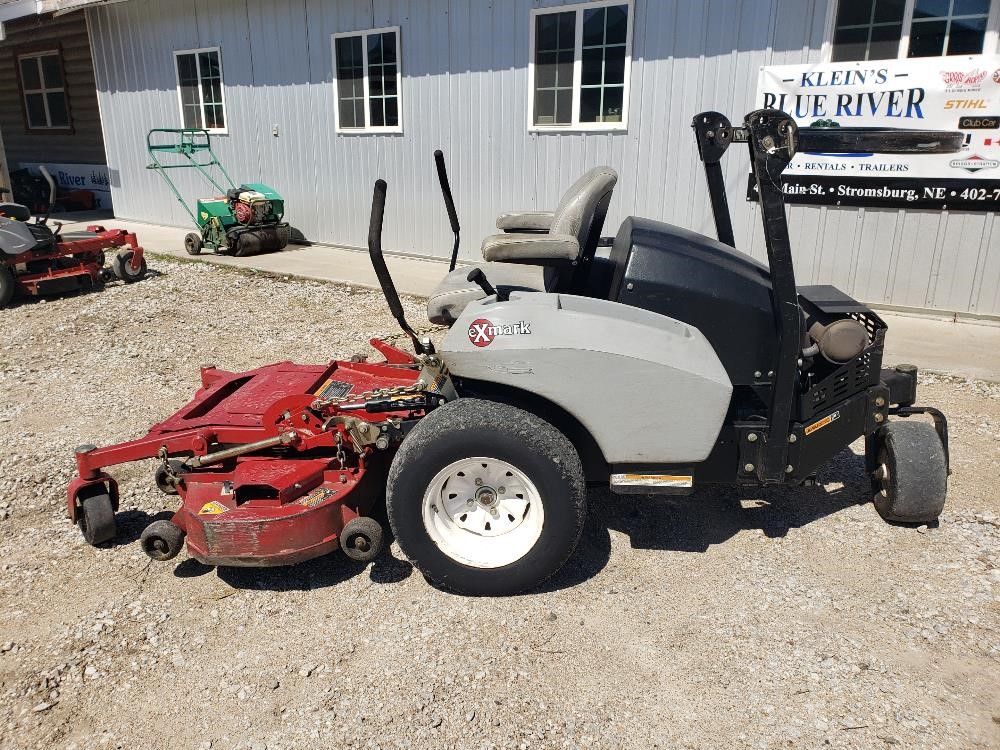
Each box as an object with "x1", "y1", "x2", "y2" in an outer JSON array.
[
  {"x1": 69, "y1": 111, "x2": 959, "y2": 596},
  {"x1": 147, "y1": 129, "x2": 290, "y2": 257},
  {"x1": 1, "y1": 166, "x2": 147, "y2": 309}
]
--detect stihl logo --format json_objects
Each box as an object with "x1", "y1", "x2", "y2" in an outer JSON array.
[
  {"x1": 944, "y1": 99, "x2": 988, "y2": 109},
  {"x1": 468, "y1": 318, "x2": 532, "y2": 347}
]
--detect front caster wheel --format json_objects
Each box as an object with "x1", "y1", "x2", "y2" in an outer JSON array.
[
  {"x1": 140, "y1": 520, "x2": 185, "y2": 561},
  {"x1": 340, "y1": 517, "x2": 385, "y2": 562},
  {"x1": 387, "y1": 399, "x2": 586, "y2": 596},
  {"x1": 77, "y1": 486, "x2": 116, "y2": 546},
  {"x1": 111, "y1": 249, "x2": 146, "y2": 283},
  {"x1": 872, "y1": 420, "x2": 947, "y2": 523}
]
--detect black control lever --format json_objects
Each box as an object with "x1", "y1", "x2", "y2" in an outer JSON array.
[
  {"x1": 467, "y1": 268, "x2": 509, "y2": 302},
  {"x1": 368, "y1": 180, "x2": 428, "y2": 354},
  {"x1": 434, "y1": 150, "x2": 461, "y2": 272}
]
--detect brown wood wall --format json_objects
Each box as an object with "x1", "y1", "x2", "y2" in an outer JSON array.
[{"x1": 0, "y1": 10, "x2": 106, "y2": 168}]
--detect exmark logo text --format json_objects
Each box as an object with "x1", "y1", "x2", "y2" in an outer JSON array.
[{"x1": 468, "y1": 318, "x2": 532, "y2": 347}]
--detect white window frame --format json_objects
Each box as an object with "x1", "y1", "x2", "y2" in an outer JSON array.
[
  {"x1": 528, "y1": 0, "x2": 635, "y2": 133},
  {"x1": 331, "y1": 26, "x2": 403, "y2": 135},
  {"x1": 172, "y1": 46, "x2": 228, "y2": 135},
  {"x1": 17, "y1": 50, "x2": 71, "y2": 131},
  {"x1": 822, "y1": 0, "x2": 1000, "y2": 61}
]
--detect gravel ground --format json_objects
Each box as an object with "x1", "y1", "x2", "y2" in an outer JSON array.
[{"x1": 0, "y1": 258, "x2": 998, "y2": 750}]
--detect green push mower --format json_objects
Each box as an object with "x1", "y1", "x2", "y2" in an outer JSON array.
[{"x1": 147, "y1": 129, "x2": 290, "y2": 257}]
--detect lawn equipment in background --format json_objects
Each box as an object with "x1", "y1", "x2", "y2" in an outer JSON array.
[
  {"x1": 1, "y1": 166, "x2": 146, "y2": 309},
  {"x1": 10, "y1": 167, "x2": 98, "y2": 213},
  {"x1": 146, "y1": 129, "x2": 290, "y2": 257},
  {"x1": 68, "y1": 111, "x2": 958, "y2": 596}
]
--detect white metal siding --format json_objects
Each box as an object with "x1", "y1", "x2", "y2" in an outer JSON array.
[{"x1": 88, "y1": 0, "x2": 1000, "y2": 316}]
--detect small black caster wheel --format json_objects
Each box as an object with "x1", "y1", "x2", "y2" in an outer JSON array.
[
  {"x1": 140, "y1": 520, "x2": 185, "y2": 561},
  {"x1": 112, "y1": 249, "x2": 147, "y2": 283},
  {"x1": 184, "y1": 232, "x2": 203, "y2": 256},
  {"x1": 872, "y1": 421, "x2": 947, "y2": 523},
  {"x1": 340, "y1": 517, "x2": 384, "y2": 562},
  {"x1": 154, "y1": 460, "x2": 187, "y2": 495},
  {"x1": 77, "y1": 485, "x2": 116, "y2": 546}
]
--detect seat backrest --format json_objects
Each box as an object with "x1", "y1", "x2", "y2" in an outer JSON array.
[
  {"x1": 550, "y1": 166, "x2": 618, "y2": 250},
  {"x1": 548, "y1": 166, "x2": 617, "y2": 292},
  {"x1": 0, "y1": 203, "x2": 32, "y2": 222}
]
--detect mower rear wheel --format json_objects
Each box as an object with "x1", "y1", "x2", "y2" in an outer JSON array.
[
  {"x1": 184, "y1": 232, "x2": 204, "y2": 256},
  {"x1": 872, "y1": 420, "x2": 947, "y2": 523},
  {"x1": 0, "y1": 264, "x2": 13, "y2": 309},
  {"x1": 111, "y1": 250, "x2": 147, "y2": 283},
  {"x1": 77, "y1": 486, "x2": 116, "y2": 546},
  {"x1": 340, "y1": 516, "x2": 385, "y2": 563},
  {"x1": 387, "y1": 399, "x2": 586, "y2": 596}
]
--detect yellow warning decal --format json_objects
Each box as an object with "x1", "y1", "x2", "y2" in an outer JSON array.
[
  {"x1": 804, "y1": 410, "x2": 841, "y2": 436},
  {"x1": 610, "y1": 474, "x2": 693, "y2": 488},
  {"x1": 297, "y1": 487, "x2": 337, "y2": 508},
  {"x1": 198, "y1": 501, "x2": 229, "y2": 516}
]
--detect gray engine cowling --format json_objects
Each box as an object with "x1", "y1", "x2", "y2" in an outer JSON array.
[
  {"x1": 442, "y1": 292, "x2": 732, "y2": 464},
  {"x1": 0, "y1": 215, "x2": 48, "y2": 257}
]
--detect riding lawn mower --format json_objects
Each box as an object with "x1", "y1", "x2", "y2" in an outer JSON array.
[
  {"x1": 67, "y1": 109, "x2": 957, "y2": 595},
  {"x1": 1, "y1": 166, "x2": 147, "y2": 309}
]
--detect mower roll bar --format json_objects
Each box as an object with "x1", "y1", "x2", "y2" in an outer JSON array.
[{"x1": 692, "y1": 109, "x2": 963, "y2": 483}]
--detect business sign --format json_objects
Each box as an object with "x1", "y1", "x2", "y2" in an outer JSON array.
[
  {"x1": 755, "y1": 55, "x2": 1000, "y2": 210},
  {"x1": 19, "y1": 162, "x2": 112, "y2": 211}
]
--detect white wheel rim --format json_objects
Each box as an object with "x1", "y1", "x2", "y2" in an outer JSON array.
[{"x1": 421, "y1": 456, "x2": 544, "y2": 569}]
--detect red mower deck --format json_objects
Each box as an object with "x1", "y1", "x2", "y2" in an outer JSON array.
[{"x1": 67, "y1": 339, "x2": 448, "y2": 565}]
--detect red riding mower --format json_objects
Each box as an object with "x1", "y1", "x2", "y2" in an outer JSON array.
[
  {"x1": 0, "y1": 167, "x2": 146, "y2": 308},
  {"x1": 67, "y1": 111, "x2": 958, "y2": 595}
]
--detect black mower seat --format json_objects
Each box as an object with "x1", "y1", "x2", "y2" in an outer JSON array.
[
  {"x1": 426, "y1": 166, "x2": 618, "y2": 325},
  {"x1": 0, "y1": 203, "x2": 32, "y2": 222}
]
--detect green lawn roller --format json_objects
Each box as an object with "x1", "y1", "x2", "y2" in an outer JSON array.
[{"x1": 147, "y1": 129, "x2": 290, "y2": 256}]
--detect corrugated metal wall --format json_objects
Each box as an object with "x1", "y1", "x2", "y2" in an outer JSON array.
[
  {"x1": 87, "y1": 0, "x2": 1000, "y2": 316},
  {"x1": 0, "y1": 9, "x2": 106, "y2": 166}
]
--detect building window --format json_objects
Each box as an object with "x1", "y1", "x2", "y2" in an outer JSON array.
[
  {"x1": 909, "y1": 0, "x2": 990, "y2": 56},
  {"x1": 17, "y1": 50, "x2": 71, "y2": 130},
  {"x1": 530, "y1": 0, "x2": 633, "y2": 131},
  {"x1": 332, "y1": 27, "x2": 402, "y2": 133},
  {"x1": 174, "y1": 48, "x2": 227, "y2": 133},
  {"x1": 831, "y1": 0, "x2": 906, "y2": 61},
  {"x1": 828, "y1": 0, "x2": 996, "y2": 60}
]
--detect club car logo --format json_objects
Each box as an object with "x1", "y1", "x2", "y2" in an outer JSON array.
[
  {"x1": 949, "y1": 154, "x2": 1000, "y2": 173},
  {"x1": 940, "y1": 69, "x2": 987, "y2": 92},
  {"x1": 468, "y1": 318, "x2": 532, "y2": 347}
]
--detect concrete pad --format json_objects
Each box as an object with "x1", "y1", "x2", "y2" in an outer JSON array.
[
  {"x1": 53, "y1": 213, "x2": 1000, "y2": 382},
  {"x1": 880, "y1": 311, "x2": 1000, "y2": 382}
]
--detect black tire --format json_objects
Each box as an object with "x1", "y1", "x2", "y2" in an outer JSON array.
[
  {"x1": 872, "y1": 420, "x2": 947, "y2": 523},
  {"x1": 0, "y1": 264, "x2": 14, "y2": 309},
  {"x1": 387, "y1": 398, "x2": 586, "y2": 596},
  {"x1": 140, "y1": 520, "x2": 186, "y2": 561},
  {"x1": 340, "y1": 516, "x2": 385, "y2": 562},
  {"x1": 111, "y1": 250, "x2": 147, "y2": 283},
  {"x1": 77, "y1": 485, "x2": 116, "y2": 546},
  {"x1": 184, "y1": 232, "x2": 203, "y2": 256}
]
